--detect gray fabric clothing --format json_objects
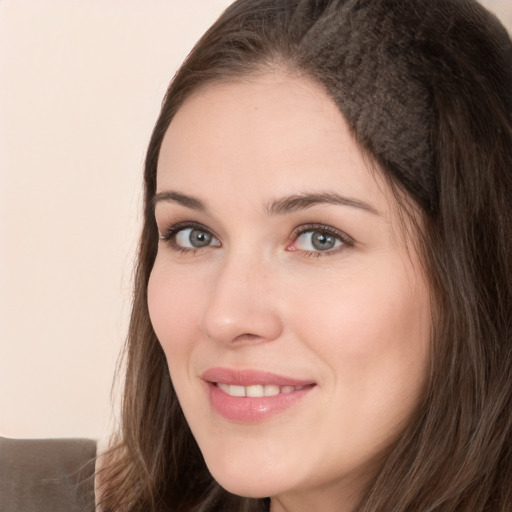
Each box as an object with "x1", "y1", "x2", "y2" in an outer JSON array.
[{"x1": 0, "y1": 437, "x2": 96, "y2": 512}]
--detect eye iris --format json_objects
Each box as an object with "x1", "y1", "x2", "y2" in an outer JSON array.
[
  {"x1": 189, "y1": 229, "x2": 211, "y2": 247},
  {"x1": 311, "y1": 231, "x2": 336, "y2": 250}
]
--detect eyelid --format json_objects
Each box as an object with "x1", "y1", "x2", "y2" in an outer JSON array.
[
  {"x1": 159, "y1": 221, "x2": 220, "y2": 251},
  {"x1": 287, "y1": 223, "x2": 354, "y2": 256}
]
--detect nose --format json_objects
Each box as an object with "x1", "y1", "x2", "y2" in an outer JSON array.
[{"x1": 200, "y1": 254, "x2": 283, "y2": 347}]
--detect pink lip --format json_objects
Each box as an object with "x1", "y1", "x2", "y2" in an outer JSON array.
[
  {"x1": 202, "y1": 367, "x2": 313, "y2": 387},
  {"x1": 202, "y1": 367, "x2": 316, "y2": 423}
]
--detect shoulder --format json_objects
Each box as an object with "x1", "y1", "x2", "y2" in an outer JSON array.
[{"x1": 0, "y1": 436, "x2": 97, "y2": 512}]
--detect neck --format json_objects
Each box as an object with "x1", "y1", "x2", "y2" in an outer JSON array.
[{"x1": 269, "y1": 484, "x2": 361, "y2": 512}]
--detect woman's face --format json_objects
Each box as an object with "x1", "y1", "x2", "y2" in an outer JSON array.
[{"x1": 148, "y1": 72, "x2": 431, "y2": 511}]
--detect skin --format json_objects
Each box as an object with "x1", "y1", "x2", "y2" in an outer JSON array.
[{"x1": 147, "y1": 71, "x2": 432, "y2": 512}]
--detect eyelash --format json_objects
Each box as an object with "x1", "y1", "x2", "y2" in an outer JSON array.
[
  {"x1": 289, "y1": 223, "x2": 354, "y2": 257},
  {"x1": 159, "y1": 221, "x2": 216, "y2": 255},
  {"x1": 159, "y1": 221, "x2": 353, "y2": 257}
]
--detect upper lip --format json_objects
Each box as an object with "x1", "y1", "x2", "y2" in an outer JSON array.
[{"x1": 202, "y1": 367, "x2": 315, "y2": 387}]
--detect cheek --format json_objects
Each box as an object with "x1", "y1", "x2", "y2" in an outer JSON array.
[
  {"x1": 294, "y1": 262, "x2": 430, "y2": 401},
  {"x1": 147, "y1": 259, "x2": 203, "y2": 356}
]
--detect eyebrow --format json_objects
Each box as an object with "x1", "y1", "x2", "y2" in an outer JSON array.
[
  {"x1": 151, "y1": 191, "x2": 206, "y2": 211},
  {"x1": 266, "y1": 192, "x2": 379, "y2": 216},
  {"x1": 151, "y1": 190, "x2": 379, "y2": 216}
]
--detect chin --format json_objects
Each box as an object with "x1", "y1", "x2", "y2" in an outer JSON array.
[
  {"x1": 213, "y1": 477, "x2": 282, "y2": 500},
  {"x1": 204, "y1": 457, "x2": 293, "y2": 499}
]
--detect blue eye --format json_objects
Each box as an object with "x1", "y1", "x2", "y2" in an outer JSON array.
[
  {"x1": 175, "y1": 227, "x2": 217, "y2": 248},
  {"x1": 161, "y1": 223, "x2": 220, "y2": 251},
  {"x1": 291, "y1": 226, "x2": 350, "y2": 255}
]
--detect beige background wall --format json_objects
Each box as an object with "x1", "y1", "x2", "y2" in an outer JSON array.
[{"x1": 1, "y1": 1, "x2": 511, "y2": 441}]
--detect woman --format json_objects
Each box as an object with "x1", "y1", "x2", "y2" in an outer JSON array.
[{"x1": 99, "y1": 0, "x2": 512, "y2": 510}]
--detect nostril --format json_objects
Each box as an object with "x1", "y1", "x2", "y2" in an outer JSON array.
[
  {"x1": 206, "y1": 331, "x2": 264, "y2": 345},
  {"x1": 233, "y1": 333, "x2": 261, "y2": 343}
]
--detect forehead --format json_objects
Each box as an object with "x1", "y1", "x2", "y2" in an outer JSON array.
[
  {"x1": 157, "y1": 72, "x2": 414, "y2": 233},
  {"x1": 158, "y1": 72, "x2": 384, "y2": 199}
]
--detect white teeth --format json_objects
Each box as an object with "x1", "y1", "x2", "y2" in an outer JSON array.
[
  {"x1": 217, "y1": 383, "x2": 304, "y2": 397},
  {"x1": 229, "y1": 385, "x2": 246, "y2": 397},
  {"x1": 246, "y1": 385, "x2": 264, "y2": 397},
  {"x1": 217, "y1": 382, "x2": 230, "y2": 394},
  {"x1": 264, "y1": 384, "x2": 280, "y2": 396}
]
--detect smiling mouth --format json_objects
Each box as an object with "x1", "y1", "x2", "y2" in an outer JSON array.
[
  {"x1": 201, "y1": 367, "x2": 316, "y2": 421},
  {"x1": 216, "y1": 383, "x2": 308, "y2": 397},
  {"x1": 202, "y1": 369, "x2": 316, "y2": 422}
]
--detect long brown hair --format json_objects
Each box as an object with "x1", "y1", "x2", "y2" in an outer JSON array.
[{"x1": 99, "y1": 1, "x2": 512, "y2": 510}]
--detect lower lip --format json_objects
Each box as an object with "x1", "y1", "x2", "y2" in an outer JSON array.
[{"x1": 206, "y1": 382, "x2": 314, "y2": 422}]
